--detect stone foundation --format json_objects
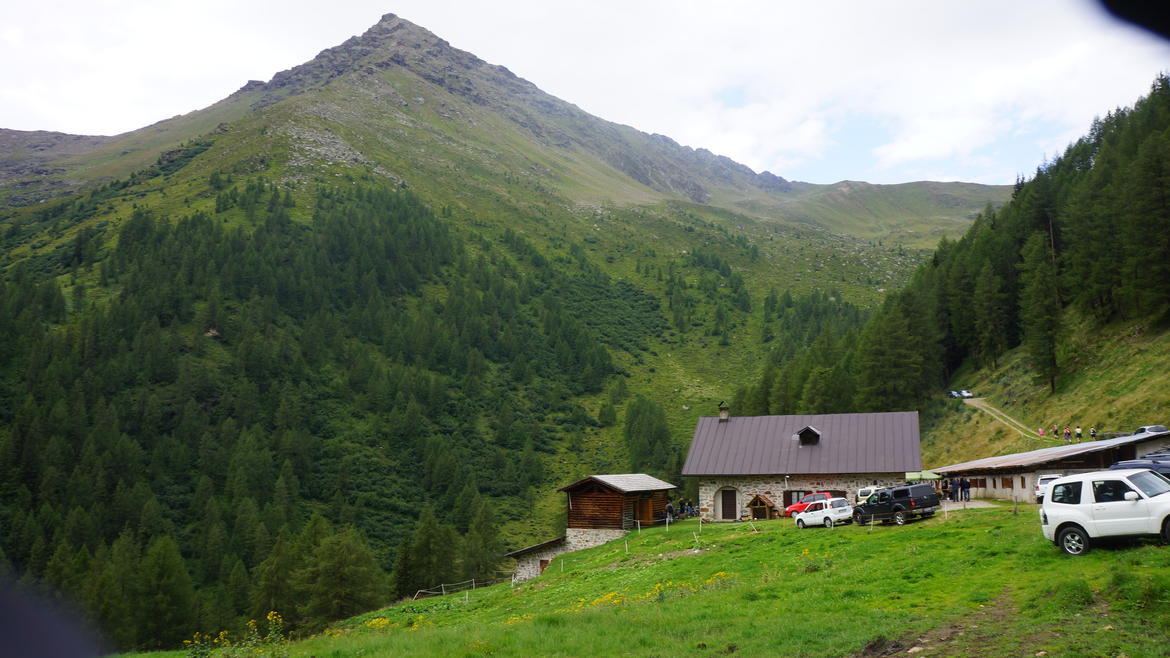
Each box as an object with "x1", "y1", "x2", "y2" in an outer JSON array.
[
  {"x1": 698, "y1": 473, "x2": 906, "y2": 521},
  {"x1": 512, "y1": 527, "x2": 628, "y2": 582}
]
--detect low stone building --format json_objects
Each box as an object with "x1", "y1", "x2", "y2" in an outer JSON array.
[
  {"x1": 932, "y1": 430, "x2": 1170, "y2": 502},
  {"x1": 682, "y1": 409, "x2": 921, "y2": 521},
  {"x1": 504, "y1": 474, "x2": 676, "y2": 582}
]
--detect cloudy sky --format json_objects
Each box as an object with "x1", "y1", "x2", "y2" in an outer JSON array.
[{"x1": 2, "y1": 1, "x2": 1168, "y2": 184}]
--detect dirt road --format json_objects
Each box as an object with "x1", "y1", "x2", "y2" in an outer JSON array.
[{"x1": 962, "y1": 397, "x2": 1049, "y2": 441}]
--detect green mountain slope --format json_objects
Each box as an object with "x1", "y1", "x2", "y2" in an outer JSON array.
[
  {"x1": 0, "y1": 15, "x2": 1008, "y2": 246},
  {"x1": 134, "y1": 513, "x2": 1170, "y2": 657},
  {"x1": 0, "y1": 13, "x2": 1013, "y2": 652}
]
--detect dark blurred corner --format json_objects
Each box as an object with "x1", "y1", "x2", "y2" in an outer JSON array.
[
  {"x1": 1101, "y1": 0, "x2": 1170, "y2": 41},
  {"x1": 0, "y1": 581, "x2": 106, "y2": 658}
]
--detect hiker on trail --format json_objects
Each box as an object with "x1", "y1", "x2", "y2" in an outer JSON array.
[
  {"x1": 1075, "y1": 426, "x2": 1082, "y2": 441},
  {"x1": 1090, "y1": 427, "x2": 1097, "y2": 440},
  {"x1": 1038, "y1": 427, "x2": 1045, "y2": 437},
  {"x1": 1063, "y1": 427, "x2": 1072, "y2": 442},
  {"x1": 1051, "y1": 424, "x2": 1058, "y2": 437}
]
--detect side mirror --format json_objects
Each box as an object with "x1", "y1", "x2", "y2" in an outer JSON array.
[{"x1": 1125, "y1": 491, "x2": 1140, "y2": 501}]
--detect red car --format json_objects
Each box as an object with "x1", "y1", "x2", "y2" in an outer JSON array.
[{"x1": 785, "y1": 492, "x2": 833, "y2": 517}]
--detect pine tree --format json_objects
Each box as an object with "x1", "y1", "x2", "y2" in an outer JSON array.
[
  {"x1": 136, "y1": 535, "x2": 196, "y2": 649},
  {"x1": 250, "y1": 528, "x2": 299, "y2": 621},
  {"x1": 297, "y1": 527, "x2": 385, "y2": 625},
  {"x1": 460, "y1": 497, "x2": 500, "y2": 580},
  {"x1": 973, "y1": 261, "x2": 1009, "y2": 368},
  {"x1": 1019, "y1": 233, "x2": 1061, "y2": 392},
  {"x1": 853, "y1": 305, "x2": 924, "y2": 412}
]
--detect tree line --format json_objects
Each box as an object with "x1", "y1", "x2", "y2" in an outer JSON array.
[{"x1": 735, "y1": 74, "x2": 1170, "y2": 415}]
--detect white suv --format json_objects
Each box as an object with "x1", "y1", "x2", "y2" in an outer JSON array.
[
  {"x1": 1040, "y1": 469, "x2": 1170, "y2": 555},
  {"x1": 794, "y1": 497, "x2": 853, "y2": 529},
  {"x1": 1034, "y1": 474, "x2": 1062, "y2": 504}
]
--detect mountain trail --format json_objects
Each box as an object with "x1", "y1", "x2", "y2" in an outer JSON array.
[{"x1": 962, "y1": 398, "x2": 1054, "y2": 444}]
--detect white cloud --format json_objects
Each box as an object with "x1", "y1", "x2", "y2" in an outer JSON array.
[{"x1": 2, "y1": 0, "x2": 1168, "y2": 183}]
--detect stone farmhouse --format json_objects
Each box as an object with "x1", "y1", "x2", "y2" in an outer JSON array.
[
  {"x1": 682, "y1": 409, "x2": 921, "y2": 521},
  {"x1": 504, "y1": 473, "x2": 676, "y2": 582}
]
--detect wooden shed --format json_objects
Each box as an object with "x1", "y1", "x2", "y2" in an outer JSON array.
[{"x1": 559, "y1": 474, "x2": 677, "y2": 530}]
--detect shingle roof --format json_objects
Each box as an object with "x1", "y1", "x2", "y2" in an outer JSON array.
[
  {"x1": 931, "y1": 432, "x2": 1170, "y2": 474},
  {"x1": 557, "y1": 473, "x2": 677, "y2": 493},
  {"x1": 682, "y1": 411, "x2": 921, "y2": 476}
]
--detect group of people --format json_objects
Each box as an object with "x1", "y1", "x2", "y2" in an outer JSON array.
[
  {"x1": 941, "y1": 477, "x2": 970, "y2": 501},
  {"x1": 664, "y1": 498, "x2": 697, "y2": 521},
  {"x1": 1037, "y1": 425, "x2": 1096, "y2": 442}
]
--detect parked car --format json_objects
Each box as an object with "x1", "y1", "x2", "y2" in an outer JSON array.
[
  {"x1": 959, "y1": 390, "x2": 974, "y2": 398},
  {"x1": 794, "y1": 497, "x2": 854, "y2": 528},
  {"x1": 1040, "y1": 468, "x2": 1170, "y2": 555},
  {"x1": 1034, "y1": 474, "x2": 1063, "y2": 503},
  {"x1": 784, "y1": 492, "x2": 833, "y2": 517},
  {"x1": 856, "y1": 486, "x2": 878, "y2": 504},
  {"x1": 1109, "y1": 458, "x2": 1170, "y2": 477},
  {"x1": 853, "y1": 483, "x2": 940, "y2": 525},
  {"x1": 1133, "y1": 425, "x2": 1168, "y2": 436},
  {"x1": 947, "y1": 391, "x2": 961, "y2": 398}
]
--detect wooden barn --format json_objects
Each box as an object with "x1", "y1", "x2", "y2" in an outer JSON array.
[
  {"x1": 505, "y1": 473, "x2": 676, "y2": 582},
  {"x1": 560, "y1": 473, "x2": 677, "y2": 530}
]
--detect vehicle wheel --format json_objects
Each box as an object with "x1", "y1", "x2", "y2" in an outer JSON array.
[
  {"x1": 893, "y1": 511, "x2": 906, "y2": 526},
  {"x1": 1057, "y1": 526, "x2": 1091, "y2": 555},
  {"x1": 1162, "y1": 517, "x2": 1170, "y2": 544},
  {"x1": 824, "y1": 517, "x2": 834, "y2": 529},
  {"x1": 796, "y1": 518, "x2": 805, "y2": 529},
  {"x1": 854, "y1": 512, "x2": 868, "y2": 525}
]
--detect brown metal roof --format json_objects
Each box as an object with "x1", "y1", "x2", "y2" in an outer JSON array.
[
  {"x1": 503, "y1": 536, "x2": 565, "y2": 559},
  {"x1": 930, "y1": 432, "x2": 1170, "y2": 474},
  {"x1": 682, "y1": 411, "x2": 921, "y2": 476},
  {"x1": 557, "y1": 473, "x2": 677, "y2": 493}
]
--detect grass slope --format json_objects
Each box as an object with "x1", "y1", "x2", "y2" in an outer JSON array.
[
  {"x1": 132, "y1": 508, "x2": 1170, "y2": 657},
  {"x1": 922, "y1": 314, "x2": 1170, "y2": 468}
]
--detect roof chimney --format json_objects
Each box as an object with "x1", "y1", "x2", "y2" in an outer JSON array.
[{"x1": 718, "y1": 401, "x2": 730, "y2": 422}]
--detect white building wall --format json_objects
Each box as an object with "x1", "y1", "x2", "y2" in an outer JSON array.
[{"x1": 697, "y1": 473, "x2": 906, "y2": 521}]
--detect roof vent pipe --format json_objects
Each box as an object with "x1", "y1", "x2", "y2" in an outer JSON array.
[{"x1": 718, "y1": 402, "x2": 730, "y2": 422}]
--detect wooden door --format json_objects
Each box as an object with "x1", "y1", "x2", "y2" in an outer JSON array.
[
  {"x1": 539, "y1": 559, "x2": 550, "y2": 574},
  {"x1": 721, "y1": 489, "x2": 737, "y2": 520},
  {"x1": 637, "y1": 499, "x2": 652, "y2": 522}
]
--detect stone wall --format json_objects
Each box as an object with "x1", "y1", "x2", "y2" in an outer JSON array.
[
  {"x1": 698, "y1": 473, "x2": 905, "y2": 521},
  {"x1": 512, "y1": 527, "x2": 627, "y2": 582}
]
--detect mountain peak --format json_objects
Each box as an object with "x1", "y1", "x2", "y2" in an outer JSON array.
[{"x1": 236, "y1": 13, "x2": 473, "y2": 101}]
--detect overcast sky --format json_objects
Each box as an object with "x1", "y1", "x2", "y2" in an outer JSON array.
[{"x1": 2, "y1": 1, "x2": 1168, "y2": 184}]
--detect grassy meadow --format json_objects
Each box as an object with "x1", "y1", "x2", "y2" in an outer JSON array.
[
  {"x1": 130, "y1": 506, "x2": 1170, "y2": 657},
  {"x1": 923, "y1": 314, "x2": 1170, "y2": 468}
]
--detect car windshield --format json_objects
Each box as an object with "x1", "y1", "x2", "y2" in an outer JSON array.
[{"x1": 1128, "y1": 470, "x2": 1170, "y2": 497}]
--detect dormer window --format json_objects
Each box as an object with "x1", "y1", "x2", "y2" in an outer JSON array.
[{"x1": 793, "y1": 426, "x2": 821, "y2": 446}]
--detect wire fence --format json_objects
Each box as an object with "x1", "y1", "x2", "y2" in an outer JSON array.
[{"x1": 412, "y1": 573, "x2": 514, "y2": 600}]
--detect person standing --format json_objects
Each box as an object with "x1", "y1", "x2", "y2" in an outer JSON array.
[
  {"x1": 665, "y1": 500, "x2": 675, "y2": 522},
  {"x1": 1090, "y1": 426, "x2": 1097, "y2": 440},
  {"x1": 1038, "y1": 427, "x2": 1045, "y2": 437},
  {"x1": 961, "y1": 477, "x2": 971, "y2": 501},
  {"x1": 1063, "y1": 427, "x2": 1072, "y2": 442},
  {"x1": 1075, "y1": 426, "x2": 1082, "y2": 441}
]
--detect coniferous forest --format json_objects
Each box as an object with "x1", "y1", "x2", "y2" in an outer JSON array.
[
  {"x1": 0, "y1": 182, "x2": 657, "y2": 648},
  {"x1": 734, "y1": 75, "x2": 1170, "y2": 416}
]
